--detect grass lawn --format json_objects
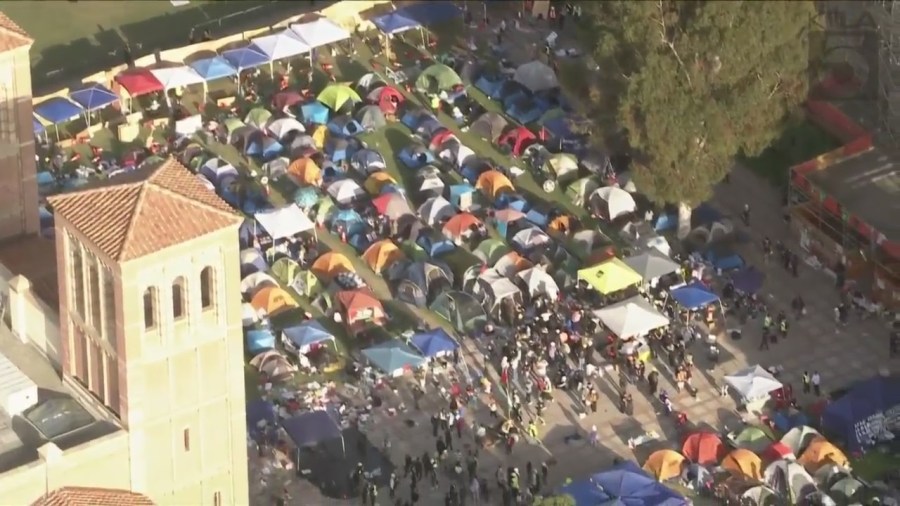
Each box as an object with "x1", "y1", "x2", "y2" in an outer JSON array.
[
  {"x1": 739, "y1": 120, "x2": 842, "y2": 188},
  {"x1": 852, "y1": 450, "x2": 900, "y2": 482}
]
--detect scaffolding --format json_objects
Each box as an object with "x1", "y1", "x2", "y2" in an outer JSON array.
[{"x1": 876, "y1": 0, "x2": 900, "y2": 142}]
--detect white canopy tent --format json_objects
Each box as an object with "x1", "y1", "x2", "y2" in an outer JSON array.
[
  {"x1": 254, "y1": 205, "x2": 315, "y2": 240},
  {"x1": 623, "y1": 250, "x2": 680, "y2": 282},
  {"x1": 251, "y1": 29, "x2": 310, "y2": 74},
  {"x1": 327, "y1": 179, "x2": 365, "y2": 204},
  {"x1": 289, "y1": 18, "x2": 351, "y2": 65},
  {"x1": 591, "y1": 186, "x2": 637, "y2": 220},
  {"x1": 149, "y1": 66, "x2": 206, "y2": 104},
  {"x1": 592, "y1": 296, "x2": 669, "y2": 338},
  {"x1": 517, "y1": 267, "x2": 560, "y2": 300},
  {"x1": 725, "y1": 365, "x2": 784, "y2": 406}
]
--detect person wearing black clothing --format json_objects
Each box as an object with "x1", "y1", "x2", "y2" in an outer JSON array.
[
  {"x1": 404, "y1": 454, "x2": 413, "y2": 477},
  {"x1": 444, "y1": 428, "x2": 454, "y2": 450}
]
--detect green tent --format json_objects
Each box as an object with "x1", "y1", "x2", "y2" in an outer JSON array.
[
  {"x1": 400, "y1": 240, "x2": 428, "y2": 261},
  {"x1": 245, "y1": 107, "x2": 272, "y2": 129},
  {"x1": 430, "y1": 290, "x2": 487, "y2": 333},
  {"x1": 224, "y1": 117, "x2": 245, "y2": 134},
  {"x1": 313, "y1": 196, "x2": 335, "y2": 225},
  {"x1": 473, "y1": 238, "x2": 509, "y2": 265},
  {"x1": 566, "y1": 176, "x2": 601, "y2": 208},
  {"x1": 415, "y1": 64, "x2": 463, "y2": 94},
  {"x1": 542, "y1": 153, "x2": 579, "y2": 180},
  {"x1": 317, "y1": 84, "x2": 361, "y2": 111}
]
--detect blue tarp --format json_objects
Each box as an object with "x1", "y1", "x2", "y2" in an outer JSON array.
[
  {"x1": 301, "y1": 101, "x2": 330, "y2": 125},
  {"x1": 245, "y1": 328, "x2": 276, "y2": 354},
  {"x1": 561, "y1": 461, "x2": 688, "y2": 506},
  {"x1": 822, "y1": 375, "x2": 900, "y2": 452},
  {"x1": 669, "y1": 282, "x2": 719, "y2": 310},
  {"x1": 34, "y1": 97, "x2": 84, "y2": 125},
  {"x1": 246, "y1": 399, "x2": 276, "y2": 440},
  {"x1": 282, "y1": 321, "x2": 335, "y2": 350},
  {"x1": 33, "y1": 117, "x2": 44, "y2": 135},
  {"x1": 222, "y1": 46, "x2": 271, "y2": 70},
  {"x1": 282, "y1": 410, "x2": 342, "y2": 447},
  {"x1": 69, "y1": 84, "x2": 118, "y2": 111},
  {"x1": 731, "y1": 267, "x2": 765, "y2": 294},
  {"x1": 361, "y1": 340, "x2": 426, "y2": 375},
  {"x1": 190, "y1": 56, "x2": 239, "y2": 80},
  {"x1": 771, "y1": 410, "x2": 810, "y2": 433},
  {"x1": 372, "y1": 11, "x2": 421, "y2": 34},
  {"x1": 293, "y1": 187, "x2": 320, "y2": 208},
  {"x1": 410, "y1": 328, "x2": 458, "y2": 358},
  {"x1": 331, "y1": 209, "x2": 365, "y2": 236},
  {"x1": 404, "y1": 1, "x2": 462, "y2": 25}
]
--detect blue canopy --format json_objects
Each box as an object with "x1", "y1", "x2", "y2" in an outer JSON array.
[
  {"x1": 731, "y1": 267, "x2": 764, "y2": 294},
  {"x1": 361, "y1": 340, "x2": 426, "y2": 375},
  {"x1": 69, "y1": 84, "x2": 118, "y2": 111},
  {"x1": 410, "y1": 328, "x2": 458, "y2": 358},
  {"x1": 282, "y1": 321, "x2": 335, "y2": 350},
  {"x1": 245, "y1": 328, "x2": 276, "y2": 354},
  {"x1": 404, "y1": 1, "x2": 462, "y2": 25},
  {"x1": 372, "y1": 11, "x2": 421, "y2": 34},
  {"x1": 246, "y1": 399, "x2": 276, "y2": 440},
  {"x1": 190, "y1": 56, "x2": 238, "y2": 80},
  {"x1": 669, "y1": 282, "x2": 719, "y2": 310},
  {"x1": 282, "y1": 410, "x2": 342, "y2": 448},
  {"x1": 822, "y1": 375, "x2": 900, "y2": 452},
  {"x1": 34, "y1": 97, "x2": 84, "y2": 125},
  {"x1": 562, "y1": 461, "x2": 688, "y2": 506},
  {"x1": 301, "y1": 101, "x2": 330, "y2": 125},
  {"x1": 222, "y1": 46, "x2": 271, "y2": 70},
  {"x1": 33, "y1": 117, "x2": 44, "y2": 135}
]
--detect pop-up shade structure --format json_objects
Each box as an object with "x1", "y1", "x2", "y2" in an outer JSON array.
[
  {"x1": 668, "y1": 282, "x2": 720, "y2": 310},
  {"x1": 282, "y1": 320, "x2": 335, "y2": 354},
  {"x1": 33, "y1": 97, "x2": 84, "y2": 131},
  {"x1": 577, "y1": 257, "x2": 642, "y2": 295},
  {"x1": 68, "y1": 83, "x2": 118, "y2": 111},
  {"x1": 190, "y1": 56, "x2": 238, "y2": 81},
  {"x1": 254, "y1": 205, "x2": 315, "y2": 240},
  {"x1": 560, "y1": 461, "x2": 688, "y2": 506},
  {"x1": 725, "y1": 365, "x2": 784, "y2": 403},
  {"x1": 115, "y1": 68, "x2": 164, "y2": 98},
  {"x1": 250, "y1": 29, "x2": 310, "y2": 70},
  {"x1": 33, "y1": 116, "x2": 45, "y2": 137},
  {"x1": 623, "y1": 250, "x2": 680, "y2": 282},
  {"x1": 592, "y1": 295, "x2": 670, "y2": 339},
  {"x1": 282, "y1": 410, "x2": 343, "y2": 449},
  {"x1": 361, "y1": 340, "x2": 426, "y2": 377},
  {"x1": 372, "y1": 11, "x2": 421, "y2": 34},
  {"x1": 409, "y1": 328, "x2": 458, "y2": 358},
  {"x1": 150, "y1": 65, "x2": 206, "y2": 105},
  {"x1": 289, "y1": 18, "x2": 350, "y2": 65},
  {"x1": 221, "y1": 46, "x2": 271, "y2": 71}
]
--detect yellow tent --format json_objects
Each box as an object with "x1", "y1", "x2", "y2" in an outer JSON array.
[
  {"x1": 798, "y1": 439, "x2": 849, "y2": 472},
  {"x1": 642, "y1": 450, "x2": 686, "y2": 481},
  {"x1": 311, "y1": 251, "x2": 355, "y2": 281},
  {"x1": 363, "y1": 239, "x2": 405, "y2": 273},
  {"x1": 475, "y1": 170, "x2": 515, "y2": 200},
  {"x1": 288, "y1": 157, "x2": 321, "y2": 186},
  {"x1": 312, "y1": 124, "x2": 328, "y2": 149},
  {"x1": 576, "y1": 257, "x2": 642, "y2": 294},
  {"x1": 364, "y1": 172, "x2": 398, "y2": 194},
  {"x1": 250, "y1": 286, "x2": 299, "y2": 316},
  {"x1": 722, "y1": 449, "x2": 763, "y2": 481}
]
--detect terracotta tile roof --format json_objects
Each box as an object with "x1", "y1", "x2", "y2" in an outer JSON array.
[
  {"x1": 32, "y1": 487, "x2": 155, "y2": 506},
  {"x1": 48, "y1": 157, "x2": 242, "y2": 262},
  {"x1": 0, "y1": 235, "x2": 59, "y2": 309},
  {"x1": 0, "y1": 12, "x2": 32, "y2": 52}
]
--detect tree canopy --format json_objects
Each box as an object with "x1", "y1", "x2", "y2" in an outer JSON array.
[{"x1": 574, "y1": 1, "x2": 819, "y2": 205}]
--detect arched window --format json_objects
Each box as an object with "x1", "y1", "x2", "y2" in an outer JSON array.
[
  {"x1": 200, "y1": 267, "x2": 214, "y2": 310},
  {"x1": 143, "y1": 287, "x2": 157, "y2": 329},
  {"x1": 172, "y1": 277, "x2": 186, "y2": 319}
]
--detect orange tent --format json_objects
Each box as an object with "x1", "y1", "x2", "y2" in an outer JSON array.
[
  {"x1": 288, "y1": 157, "x2": 322, "y2": 186},
  {"x1": 364, "y1": 172, "x2": 397, "y2": 194},
  {"x1": 442, "y1": 212, "x2": 482, "y2": 240},
  {"x1": 798, "y1": 439, "x2": 849, "y2": 472},
  {"x1": 475, "y1": 170, "x2": 515, "y2": 200},
  {"x1": 548, "y1": 215, "x2": 572, "y2": 233},
  {"x1": 722, "y1": 449, "x2": 763, "y2": 481},
  {"x1": 337, "y1": 288, "x2": 386, "y2": 333},
  {"x1": 682, "y1": 432, "x2": 726, "y2": 465},
  {"x1": 250, "y1": 286, "x2": 299, "y2": 316},
  {"x1": 642, "y1": 450, "x2": 686, "y2": 481},
  {"x1": 311, "y1": 252, "x2": 355, "y2": 281},
  {"x1": 363, "y1": 240, "x2": 405, "y2": 273},
  {"x1": 494, "y1": 251, "x2": 533, "y2": 277}
]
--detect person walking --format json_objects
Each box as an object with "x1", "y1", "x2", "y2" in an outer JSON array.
[
  {"x1": 589, "y1": 425, "x2": 599, "y2": 447},
  {"x1": 812, "y1": 371, "x2": 822, "y2": 396},
  {"x1": 742, "y1": 203, "x2": 751, "y2": 226},
  {"x1": 802, "y1": 371, "x2": 811, "y2": 394}
]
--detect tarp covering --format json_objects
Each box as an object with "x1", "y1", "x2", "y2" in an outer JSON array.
[
  {"x1": 190, "y1": 56, "x2": 238, "y2": 80},
  {"x1": 409, "y1": 328, "x2": 458, "y2": 358},
  {"x1": 514, "y1": 60, "x2": 559, "y2": 92},
  {"x1": 593, "y1": 296, "x2": 670, "y2": 338},
  {"x1": 245, "y1": 328, "x2": 276, "y2": 354},
  {"x1": 561, "y1": 461, "x2": 688, "y2": 506},
  {"x1": 361, "y1": 340, "x2": 426, "y2": 376},
  {"x1": 251, "y1": 29, "x2": 310, "y2": 61},
  {"x1": 725, "y1": 365, "x2": 784, "y2": 401},
  {"x1": 282, "y1": 321, "x2": 335, "y2": 352},
  {"x1": 731, "y1": 266, "x2": 765, "y2": 294},
  {"x1": 33, "y1": 97, "x2": 84, "y2": 125},
  {"x1": 282, "y1": 410, "x2": 342, "y2": 447},
  {"x1": 669, "y1": 282, "x2": 719, "y2": 310},
  {"x1": 254, "y1": 205, "x2": 315, "y2": 239},
  {"x1": 821, "y1": 375, "x2": 900, "y2": 452},
  {"x1": 289, "y1": 18, "x2": 351, "y2": 48},
  {"x1": 577, "y1": 258, "x2": 642, "y2": 295},
  {"x1": 149, "y1": 65, "x2": 206, "y2": 90},
  {"x1": 623, "y1": 251, "x2": 680, "y2": 281},
  {"x1": 222, "y1": 46, "x2": 271, "y2": 70},
  {"x1": 246, "y1": 399, "x2": 276, "y2": 440},
  {"x1": 115, "y1": 68, "x2": 164, "y2": 97},
  {"x1": 69, "y1": 84, "x2": 118, "y2": 111}
]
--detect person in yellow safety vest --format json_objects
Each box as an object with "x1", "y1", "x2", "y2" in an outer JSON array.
[
  {"x1": 527, "y1": 421, "x2": 538, "y2": 440},
  {"x1": 430, "y1": 94, "x2": 441, "y2": 112}
]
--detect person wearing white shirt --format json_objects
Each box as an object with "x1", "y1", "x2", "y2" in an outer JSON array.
[{"x1": 811, "y1": 371, "x2": 821, "y2": 396}]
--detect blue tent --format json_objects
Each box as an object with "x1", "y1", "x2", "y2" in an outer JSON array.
[
  {"x1": 400, "y1": 109, "x2": 435, "y2": 131},
  {"x1": 330, "y1": 209, "x2": 365, "y2": 236},
  {"x1": 33, "y1": 117, "x2": 44, "y2": 136},
  {"x1": 506, "y1": 98, "x2": 543, "y2": 125},
  {"x1": 246, "y1": 399, "x2": 276, "y2": 441},
  {"x1": 731, "y1": 267, "x2": 764, "y2": 294},
  {"x1": 771, "y1": 410, "x2": 810, "y2": 433},
  {"x1": 222, "y1": 46, "x2": 271, "y2": 70},
  {"x1": 404, "y1": 1, "x2": 462, "y2": 25},
  {"x1": 190, "y1": 56, "x2": 238, "y2": 81},
  {"x1": 669, "y1": 282, "x2": 719, "y2": 310},
  {"x1": 822, "y1": 375, "x2": 900, "y2": 452},
  {"x1": 69, "y1": 84, "x2": 118, "y2": 111},
  {"x1": 525, "y1": 208, "x2": 548, "y2": 228},
  {"x1": 372, "y1": 11, "x2": 421, "y2": 34},
  {"x1": 327, "y1": 115, "x2": 364, "y2": 138},
  {"x1": 349, "y1": 233, "x2": 370, "y2": 252},
  {"x1": 293, "y1": 186, "x2": 320, "y2": 208},
  {"x1": 300, "y1": 101, "x2": 330, "y2": 125},
  {"x1": 561, "y1": 461, "x2": 688, "y2": 506},
  {"x1": 417, "y1": 232, "x2": 456, "y2": 258},
  {"x1": 410, "y1": 328, "x2": 458, "y2": 358},
  {"x1": 245, "y1": 328, "x2": 276, "y2": 354},
  {"x1": 399, "y1": 145, "x2": 435, "y2": 170},
  {"x1": 246, "y1": 137, "x2": 283, "y2": 160},
  {"x1": 361, "y1": 340, "x2": 426, "y2": 376},
  {"x1": 351, "y1": 149, "x2": 386, "y2": 175},
  {"x1": 282, "y1": 410, "x2": 342, "y2": 448},
  {"x1": 34, "y1": 97, "x2": 84, "y2": 125},
  {"x1": 449, "y1": 183, "x2": 475, "y2": 209},
  {"x1": 705, "y1": 248, "x2": 744, "y2": 271},
  {"x1": 282, "y1": 321, "x2": 335, "y2": 351},
  {"x1": 36, "y1": 171, "x2": 55, "y2": 186},
  {"x1": 474, "y1": 74, "x2": 506, "y2": 99}
]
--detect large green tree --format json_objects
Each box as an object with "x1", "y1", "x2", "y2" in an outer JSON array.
[{"x1": 573, "y1": 1, "x2": 818, "y2": 224}]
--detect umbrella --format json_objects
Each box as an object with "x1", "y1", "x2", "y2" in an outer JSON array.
[{"x1": 317, "y1": 84, "x2": 361, "y2": 111}]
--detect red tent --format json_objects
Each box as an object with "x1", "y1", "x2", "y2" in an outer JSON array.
[
  {"x1": 498, "y1": 126, "x2": 537, "y2": 156},
  {"x1": 681, "y1": 431, "x2": 725, "y2": 465},
  {"x1": 368, "y1": 85, "x2": 405, "y2": 114},
  {"x1": 115, "y1": 68, "x2": 164, "y2": 97},
  {"x1": 429, "y1": 129, "x2": 456, "y2": 151}
]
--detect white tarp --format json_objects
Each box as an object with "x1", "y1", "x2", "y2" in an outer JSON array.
[
  {"x1": 592, "y1": 295, "x2": 669, "y2": 338},
  {"x1": 251, "y1": 30, "x2": 310, "y2": 61},
  {"x1": 149, "y1": 66, "x2": 206, "y2": 89},
  {"x1": 254, "y1": 205, "x2": 314, "y2": 239},
  {"x1": 327, "y1": 179, "x2": 364, "y2": 204},
  {"x1": 725, "y1": 365, "x2": 784, "y2": 401},
  {"x1": 289, "y1": 18, "x2": 351, "y2": 49},
  {"x1": 517, "y1": 267, "x2": 560, "y2": 299},
  {"x1": 592, "y1": 186, "x2": 636, "y2": 219},
  {"x1": 623, "y1": 250, "x2": 680, "y2": 281}
]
